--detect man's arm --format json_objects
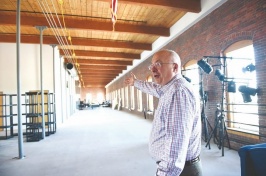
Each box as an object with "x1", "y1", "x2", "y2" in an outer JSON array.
[
  {"x1": 124, "y1": 72, "x2": 137, "y2": 86},
  {"x1": 124, "y1": 72, "x2": 160, "y2": 98}
]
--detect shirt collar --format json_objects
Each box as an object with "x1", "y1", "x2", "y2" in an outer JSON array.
[{"x1": 159, "y1": 73, "x2": 182, "y2": 93}]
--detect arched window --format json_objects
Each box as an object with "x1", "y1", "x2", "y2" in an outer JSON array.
[
  {"x1": 147, "y1": 75, "x2": 154, "y2": 111},
  {"x1": 97, "y1": 93, "x2": 104, "y2": 103},
  {"x1": 137, "y1": 89, "x2": 143, "y2": 111},
  {"x1": 121, "y1": 87, "x2": 125, "y2": 107},
  {"x1": 225, "y1": 40, "x2": 258, "y2": 133},
  {"x1": 125, "y1": 86, "x2": 129, "y2": 108},
  {"x1": 86, "y1": 93, "x2": 92, "y2": 104},
  {"x1": 183, "y1": 60, "x2": 200, "y2": 96},
  {"x1": 130, "y1": 86, "x2": 135, "y2": 110}
]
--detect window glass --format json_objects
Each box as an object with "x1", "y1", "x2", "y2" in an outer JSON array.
[
  {"x1": 147, "y1": 76, "x2": 154, "y2": 111},
  {"x1": 226, "y1": 45, "x2": 258, "y2": 132},
  {"x1": 97, "y1": 93, "x2": 104, "y2": 103},
  {"x1": 86, "y1": 93, "x2": 92, "y2": 104},
  {"x1": 137, "y1": 89, "x2": 143, "y2": 111},
  {"x1": 121, "y1": 87, "x2": 125, "y2": 107},
  {"x1": 125, "y1": 86, "x2": 129, "y2": 108},
  {"x1": 131, "y1": 86, "x2": 135, "y2": 110},
  {"x1": 183, "y1": 62, "x2": 200, "y2": 97}
]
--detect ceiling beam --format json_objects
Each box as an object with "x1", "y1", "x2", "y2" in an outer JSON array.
[
  {"x1": 82, "y1": 80, "x2": 111, "y2": 82},
  {"x1": 79, "y1": 65, "x2": 127, "y2": 70},
  {"x1": 80, "y1": 71, "x2": 119, "y2": 76},
  {"x1": 83, "y1": 77, "x2": 113, "y2": 80},
  {"x1": 0, "y1": 11, "x2": 170, "y2": 36},
  {"x1": 84, "y1": 84, "x2": 107, "y2": 88},
  {"x1": 61, "y1": 50, "x2": 139, "y2": 59},
  {"x1": 80, "y1": 70, "x2": 121, "y2": 74},
  {"x1": 81, "y1": 72, "x2": 119, "y2": 75},
  {"x1": 81, "y1": 77, "x2": 117, "y2": 82},
  {"x1": 98, "y1": 0, "x2": 201, "y2": 13},
  {"x1": 83, "y1": 80, "x2": 111, "y2": 84},
  {"x1": 81, "y1": 69, "x2": 122, "y2": 75},
  {"x1": 75, "y1": 59, "x2": 132, "y2": 66},
  {"x1": 81, "y1": 74, "x2": 117, "y2": 78},
  {"x1": 63, "y1": 39, "x2": 152, "y2": 50},
  {"x1": 0, "y1": 34, "x2": 152, "y2": 50}
]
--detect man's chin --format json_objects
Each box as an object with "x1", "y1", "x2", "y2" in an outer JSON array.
[{"x1": 154, "y1": 79, "x2": 161, "y2": 84}]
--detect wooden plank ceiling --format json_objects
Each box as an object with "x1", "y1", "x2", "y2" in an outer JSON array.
[{"x1": 0, "y1": 0, "x2": 201, "y2": 88}]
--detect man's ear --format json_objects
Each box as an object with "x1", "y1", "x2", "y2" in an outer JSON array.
[{"x1": 173, "y1": 63, "x2": 178, "y2": 72}]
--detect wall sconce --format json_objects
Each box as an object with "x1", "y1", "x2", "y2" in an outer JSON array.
[
  {"x1": 215, "y1": 69, "x2": 225, "y2": 81},
  {"x1": 65, "y1": 62, "x2": 78, "y2": 77},
  {"x1": 238, "y1": 85, "x2": 258, "y2": 103},
  {"x1": 242, "y1": 63, "x2": 255, "y2": 73},
  {"x1": 66, "y1": 62, "x2": 73, "y2": 70},
  {"x1": 197, "y1": 59, "x2": 213, "y2": 74}
]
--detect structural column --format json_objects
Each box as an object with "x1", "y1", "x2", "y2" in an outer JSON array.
[
  {"x1": 51, "y1": 44, "x2": 57, "y2": 131},
  {"x1": 36, "y1": 26, "x2": 47, "y2": 139},
  {"x1": 16, "y1": 0, "x2": 24, "y2": 159}
]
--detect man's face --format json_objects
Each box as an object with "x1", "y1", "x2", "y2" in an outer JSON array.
[{"x1": 150, "y1": 53, "x2": 175, "y2": 85}]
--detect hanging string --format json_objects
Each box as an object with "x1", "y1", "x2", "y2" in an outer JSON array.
[
  {"x1": 37, "y1": 0, "x2": 84, "y2": 86},
  {"x1": 110, "y1": 0, "x2": 118, "y2": 31}
]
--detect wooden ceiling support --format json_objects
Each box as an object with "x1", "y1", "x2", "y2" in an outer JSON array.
[
  {"x1": 75, "y1": 59, "x2": 132, "y2": 66},
  {"x1": 79, "y1": 65, "x2": 127, "y2": 70},
  {"x1": 98, "y1": 0, "x2": 201, "y2": 13},
  {"x1": 0, "y1": 34, "x2": 152, "y2": 50},
  {"x1": 61, "y1": 50, "x2": 139, "y2": 59},
  {"x1": 80, "y1": 70, "x2": 121, "y2": 74},
  {"x1": 0, "y1": 11, "x2": 170, "y2": 36}
]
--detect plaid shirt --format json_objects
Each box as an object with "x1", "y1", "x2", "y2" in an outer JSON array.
[{"x1": 134, "y1": 74, "x2": 201, "y2": 176}]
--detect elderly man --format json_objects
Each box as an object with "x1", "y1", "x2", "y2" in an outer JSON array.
[{"x1": 124, "y1": 49, "x2": 202, "y2": 176}]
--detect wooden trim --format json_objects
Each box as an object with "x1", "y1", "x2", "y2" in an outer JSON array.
[{"x1": 227, "y1": 128, "x2": 260, "y2": 141}]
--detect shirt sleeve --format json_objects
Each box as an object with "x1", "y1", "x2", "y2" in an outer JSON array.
[
  {"x1": 157, "y1": 88, "x2": 195, "y2": 175},
  {"x1": 134, "y1": 79, "x2": 161, "y2": 98}
]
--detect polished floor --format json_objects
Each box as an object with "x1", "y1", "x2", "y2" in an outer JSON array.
[{"x1": 0, "y1": 107, "x2": 240, "y2": 176}]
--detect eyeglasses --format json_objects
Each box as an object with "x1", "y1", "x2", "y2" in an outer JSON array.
[{"x1": 148, "y1": 62, "x2": 175, "y2": 70}]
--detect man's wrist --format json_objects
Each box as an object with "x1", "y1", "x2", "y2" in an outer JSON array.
[
  {"x1": 156, "y1": 168, "x2": 166, "y2": 176},
  {"x1": 133, "y1": 79, "x2": 138, "y2": 86}
]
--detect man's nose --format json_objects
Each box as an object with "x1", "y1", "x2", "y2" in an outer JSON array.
[{"x1": 151, "y1": 66, "x2": 157, "y2": 72}]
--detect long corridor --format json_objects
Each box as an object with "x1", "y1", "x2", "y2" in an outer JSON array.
[{"x1": 0, "y1": 107, "x2": 240, "y2": 176}]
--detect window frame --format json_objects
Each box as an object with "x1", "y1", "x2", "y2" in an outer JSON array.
[{"x1": 224, "y1": 40, "x2": 259, "y2": 134}]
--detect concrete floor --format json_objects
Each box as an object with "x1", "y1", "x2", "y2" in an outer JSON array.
[{"x1": 0, "y1": 107, "x2": 240, "y2": 176}]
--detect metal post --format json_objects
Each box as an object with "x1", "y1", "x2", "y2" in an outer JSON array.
[
  {"x1": 16, "y1": 0, "x2": 24, "y2": 159},
  {"x1": 51, "y1": 45, "x2": 57, "y2": 132},
  {"x1": 51, "y1": 45, "x2": 57, "y2": 95},
  {"x1": 60, "y1": 57, "x2": 64, "y2": 123},
  {"x1": 36, "y1": 26, "x2": 47, "y2": 139}
]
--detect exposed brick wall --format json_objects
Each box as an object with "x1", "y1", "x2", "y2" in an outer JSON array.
[
  {"x1": 106, "y1": 0, "x2": 266, "y2": 150},
  {"x1": 80, "y1": 87, "x2": 105, "y2": 103}
]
